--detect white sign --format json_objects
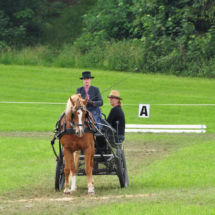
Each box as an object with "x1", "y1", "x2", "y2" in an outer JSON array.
[{"x1": 138, "y1": 104, "x2": 150, "y2": 118}]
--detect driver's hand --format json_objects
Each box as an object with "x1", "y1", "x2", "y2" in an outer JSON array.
[{"x1": 87, "y1": 99, "x2": 94, "y2": 107}]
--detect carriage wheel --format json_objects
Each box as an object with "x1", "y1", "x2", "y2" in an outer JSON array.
[
  {"x1": 116, "y1": 148, "x2": 129, "y2": 188},
  {"x1": 55, "y1": 152, "x2": 65, "y2": 190}
]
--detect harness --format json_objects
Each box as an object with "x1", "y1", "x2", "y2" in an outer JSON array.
[
  {"x1": 50, "y1": 102, "x2": 96, "y2": 161},
  {"x1": 50, "y1": 97, "x2": 118, "y2": 161}
]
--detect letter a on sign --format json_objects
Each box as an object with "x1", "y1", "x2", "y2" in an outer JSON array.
[{"x1": 138, "y1": 104, "x2": 150, "y2": 118}]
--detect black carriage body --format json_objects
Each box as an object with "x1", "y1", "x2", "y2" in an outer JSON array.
[
  {"x1": 54, "y1": 118, "x2": 129, "y2": 190},
  {"x1": 78, "y1": 134, "x2": 117, "y2": 176}
]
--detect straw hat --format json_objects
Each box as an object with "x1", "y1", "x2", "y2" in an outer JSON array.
[{"x1": 107, "y1": 90, "x2": 122, "y2": 100}]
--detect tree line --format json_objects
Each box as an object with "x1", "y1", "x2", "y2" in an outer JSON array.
[{"x1": 0, "y1": 0, "x2": 215, "y2": 77}]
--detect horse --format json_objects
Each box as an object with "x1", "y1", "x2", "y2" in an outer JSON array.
[{"x1": 59, "y1": 94, "x2": 95, "y2": 195}]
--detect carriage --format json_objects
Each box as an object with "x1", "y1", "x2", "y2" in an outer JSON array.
[{"x1": 51, "y1": 97, "x2": 129, "y2": 194}]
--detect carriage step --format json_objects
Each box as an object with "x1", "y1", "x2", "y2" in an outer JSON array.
[
  {"x1": 79, "y1": 154, "x2": 114, "y2": 160},
  {"x1": 80, "y1": 154, "x2": 114, "y2": 161},
  {"x1": 78, "y1": 170, "x2": 117, "y2": 176}
]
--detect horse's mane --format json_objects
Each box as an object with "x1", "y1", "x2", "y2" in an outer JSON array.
[{"x1": 65, "y1": 94, "x2": 83, "y2": 114}]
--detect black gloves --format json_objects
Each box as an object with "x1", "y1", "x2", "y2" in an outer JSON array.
[{"x1": 87, "y1": 99, "x2": 94, "y2": 107}]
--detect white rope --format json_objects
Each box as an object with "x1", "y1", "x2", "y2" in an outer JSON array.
[
  {"x1": 0, "y1": 101, "x2": 66, "y2": 105},
  {"x1": 0, "y1": 101, "x2": 215, "y2": 105},
  {"x1": 152, "y1": 104, "x2": 215, "y2": 106}
]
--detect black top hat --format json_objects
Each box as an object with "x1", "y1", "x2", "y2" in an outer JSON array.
[{"x1": 80, "y1": 71, "x2": 94, "y2": 80}]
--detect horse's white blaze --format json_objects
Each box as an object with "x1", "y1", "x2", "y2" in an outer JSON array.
[
  {"x1": 71, "y1": 176, "x2": 76, "y2": 191},
  {"x1": 77, "y1": 109, "x2": 83, "y2": 132}
]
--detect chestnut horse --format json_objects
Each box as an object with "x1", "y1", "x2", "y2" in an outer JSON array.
[{"x1": 60, "y1": 94, "x2": 95, "y2": 195}]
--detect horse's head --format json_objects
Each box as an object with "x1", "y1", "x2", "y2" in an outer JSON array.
[{"x1": 66, "y1": 94, "x2": 89, "y2": 137}]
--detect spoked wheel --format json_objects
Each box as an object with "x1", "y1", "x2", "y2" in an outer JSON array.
[
  {"x1": 116, "y1": 148, "x2": 129, "y2": 188},
  {"x1": 55, "y1": 152, "x2": 65, "y2": 190}
]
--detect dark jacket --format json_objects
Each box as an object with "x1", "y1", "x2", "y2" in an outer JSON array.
[
  {"x1": 76, "y1": 86, "x2": 103, "y2": 107},
  {"x1": 107, "y1": 105, "x2": 125, "y2": 136}
]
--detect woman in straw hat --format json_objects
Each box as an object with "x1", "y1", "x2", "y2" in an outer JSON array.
[
  {"x1": 76, "y1": 71, "x2": 103, "y2": 129},
  {"x1": 107, "y1": 90, "x2": 125, "y2": 143}
]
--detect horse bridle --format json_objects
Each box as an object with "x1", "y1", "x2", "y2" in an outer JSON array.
[{"x1": 69, "y1": 98, "x2": 89, "y2": 128}]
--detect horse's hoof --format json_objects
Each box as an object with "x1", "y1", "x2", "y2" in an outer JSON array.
[
  {"x1": 88, "y1": 187, "x2": 95, "y2": 195},
  {"x1": 88, "y1": 191, "x2": 95, "y2": 196},
  {"x1": 63, "y1": 191, "x2": 71, "y2": 196}
]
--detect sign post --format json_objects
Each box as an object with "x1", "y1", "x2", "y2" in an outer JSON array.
[{"x1": 137, "y1": 104, "x2": 150, "y2": 123}]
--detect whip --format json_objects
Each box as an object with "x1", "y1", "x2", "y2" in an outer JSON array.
[{"x1": 91, "y1": 54, "x2": 172, "y2": 100}]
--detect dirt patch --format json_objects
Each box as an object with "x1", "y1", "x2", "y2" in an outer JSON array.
[
  {"x1": 0, "y1": 131, "x2": 53, "y2": 138},
  {"x1": 4, "y1": 193, "x2": 156, "y2": 203}
]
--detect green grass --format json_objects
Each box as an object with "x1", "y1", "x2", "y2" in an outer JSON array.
[
  {"x1": 0, "y1": 135, "x2": 54, "y2": 194},
  {"x1": 0, "y1": 133, "x2": 214, "y2": 214},
  {"x1": 90, "y1": 202, "x2": 215, "y2": 215},
  {"x1": 0, "y1": 64, "x2": 215, "y2": 214},
  {"x1": 135, "y1": 141, "x2": 214, "y2": 189},
  {"x1": 0, "y1": 64, "x2": 215, "y2": 132}
]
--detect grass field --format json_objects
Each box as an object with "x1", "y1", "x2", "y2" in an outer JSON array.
[
  {"x1": 0, "y1": 64, "x2": 215, "y2": 132},
  {"x1": 0, "y1": 64, "x2": 215, "y2": 214}
]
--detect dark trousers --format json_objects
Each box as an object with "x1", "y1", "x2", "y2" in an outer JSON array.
[{"x1": 115, "y1": 135, "x2": 125, "y2": 144}]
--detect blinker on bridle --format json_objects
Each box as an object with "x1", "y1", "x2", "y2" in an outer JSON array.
[{"x1": 70, "y1": 98, "x2": 87, "y2": 127}]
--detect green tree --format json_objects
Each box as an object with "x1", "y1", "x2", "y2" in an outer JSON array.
[
  {"x1": 0, "y1": 0, "x2": 49, "y2": 47},
  {"x1": 132, "y1": 0, "x2": 215, "y2": 44},
  {"x1": 43, "y1": 0, "x2": 96, "y2": 46},
  {"x1": 75, "y1": 0, "x2": 134, "y2": 52}
]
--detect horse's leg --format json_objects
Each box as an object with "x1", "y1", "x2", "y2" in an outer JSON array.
[
  {"x1": 74, "y1": 150, "x2": 80, "y2": 174},
  {"x1": 84, "y1": 147, "x2": 95, "y2": 195},
  {"x1": 63, "y1": 147, "x2": 72, "y2": 195},
  {"x1": 69, "y1": 150, "x2": 80, "y2": 192},
  {"x1": 91, "y1": 143, "x2": 95, "y2": 185}
]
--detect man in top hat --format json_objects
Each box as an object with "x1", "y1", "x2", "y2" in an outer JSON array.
[
  {"x1": 107, "y1": 90, "x2": 125, "y2": 143},
  {"x1": 76, "y1": 71, "x2": 103, "y2": 129}
]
